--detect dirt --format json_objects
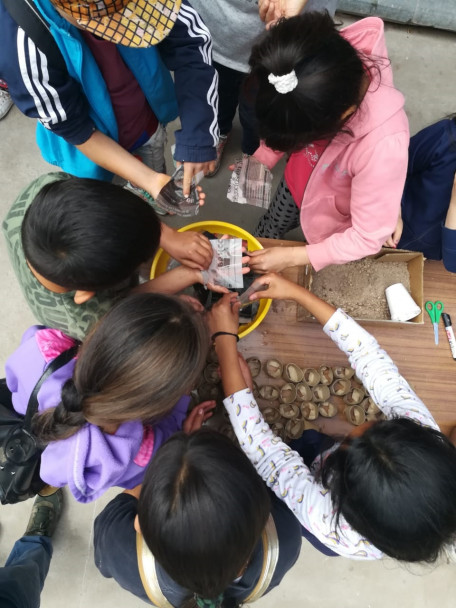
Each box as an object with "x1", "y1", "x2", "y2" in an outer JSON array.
[{"x1": 311, "y1": 258, "x2": 411, "y2": 320}]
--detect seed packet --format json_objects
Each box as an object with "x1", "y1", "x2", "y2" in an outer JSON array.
[
  {"x1": 155, "y1": 166, "x2": 203, "y2": 216},
  {"x1": 227, "y1": 155, "x2": 272, "y2": 208},
  {"x1": 201, "y1": 238, "x2": 244, "y2": 289}
]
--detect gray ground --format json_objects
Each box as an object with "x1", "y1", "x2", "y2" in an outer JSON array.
[{"x1": 1, "y1": 13, "x2": 456, "y2": 608}]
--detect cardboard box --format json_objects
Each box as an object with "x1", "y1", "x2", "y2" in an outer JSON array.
[{"x1": 297, "y1": 249, "x2": 424, "y2": 325}]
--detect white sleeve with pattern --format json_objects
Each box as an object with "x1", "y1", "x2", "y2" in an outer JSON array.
[
  {"x1": 323, "y1": 309, "x2": 438, "y2": 430},
  {"x1": 223, "y1": 388, "x2": 382, "y2": 559}
]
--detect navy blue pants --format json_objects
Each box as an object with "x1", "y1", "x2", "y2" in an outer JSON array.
[
  {"x1": 290, "y1": 430, "x2": 339, "y2": 557},
  {"x1": 0, "y1": 536, "x2": 52, "y2": 608},
  {"x1": 214, "y1": 61, "x2": 259, "y2": 155}
]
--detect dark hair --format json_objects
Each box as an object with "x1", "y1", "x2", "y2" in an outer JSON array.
[
  {"x1": 138, "y1": 430, "x2": 271, "y2": 608},
  {"x1": 22, "y1": 177, "x2": 161, "y2": 290},
  {"x1": 319, "y1": 418, "x2": 456, "y2": 561},
  {"x1": 247, "y1": 11, "x2": 375, "y2": 152},
  {"x1": 32, "y1": 294, "x2": 209, "y2": 442}
]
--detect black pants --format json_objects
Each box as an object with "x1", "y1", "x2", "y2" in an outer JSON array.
[{"x1": 214, "y1": 61, "x2": 259, "y2": 155}]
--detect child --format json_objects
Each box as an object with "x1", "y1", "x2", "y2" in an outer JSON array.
[
  {"x1": 389, "y1": 117, "x2": 456, "y2": 272},
  {"x1": 3, "y1": 173, "x2": 216, "y2": 340},
  {"x1": 190, "y1": 0, "x2": 337, "y2": 174},
  {"x1": 208, "y1": 277, "x2": 456, "y2": 561},
  {"x1": 5, "y1": 293, "x2": 213, "y2": 503},
  {"x1": 94, "y1": 429, "x2": 303, "y2": 606},
  {"x1": 0, "y1": 0, "x2": 218, "y2": 265},
  {"x1": 244, "y1": 12, "x2": 409, "y2": 273}
]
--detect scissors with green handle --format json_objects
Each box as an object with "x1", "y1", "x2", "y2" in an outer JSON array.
[{"x1": 425, "y1": 300, "x2": 444, "y2": 345}]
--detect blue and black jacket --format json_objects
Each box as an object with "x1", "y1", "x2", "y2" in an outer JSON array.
[{"x1": 0, "y1": 0, "x2": 219, "y2": 179}]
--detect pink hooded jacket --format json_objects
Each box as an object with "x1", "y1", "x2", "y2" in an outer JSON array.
[{"x1": 254, "y1": 17, "x2": 409, "y2": 271}]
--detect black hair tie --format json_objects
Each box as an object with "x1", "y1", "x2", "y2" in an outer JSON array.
[{"x1": 211, "y1": 331, "x2": 239, "y2": 344}]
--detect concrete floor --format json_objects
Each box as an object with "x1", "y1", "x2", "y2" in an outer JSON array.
[{"x1": 1, "y1": 13, "x2": 456, "y2": 608}]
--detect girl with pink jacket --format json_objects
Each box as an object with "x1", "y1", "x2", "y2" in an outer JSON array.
[{"x1": 247, "y1": 13, "x2": 409, "y2": 273}]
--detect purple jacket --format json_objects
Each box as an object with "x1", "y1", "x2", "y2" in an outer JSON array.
[{"x1": 5, "y1": 326, "x2": 189, "y2": 503}]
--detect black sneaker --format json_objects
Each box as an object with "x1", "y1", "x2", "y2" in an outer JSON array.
[{"x1": 24, "y1": 489, "x2": 63, "y2": 538}]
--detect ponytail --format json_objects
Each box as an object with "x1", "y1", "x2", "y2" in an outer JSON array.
[{"x1": 32, "y1": 378, "x2": 86, "y2": 442}]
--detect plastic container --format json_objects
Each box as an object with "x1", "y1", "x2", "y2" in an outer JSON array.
[
  {"x1": 385, "y1": 282, "x2": 421, "y2": 322},
  {"x1": 150, "y1": 220, "x2": 272, "y2": 338}
]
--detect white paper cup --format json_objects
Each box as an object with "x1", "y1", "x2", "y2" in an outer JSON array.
[{"x1": 385, "y1": 283, "x2": 421, "y2": 322}]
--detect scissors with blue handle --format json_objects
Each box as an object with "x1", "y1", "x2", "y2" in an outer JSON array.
[{"x1": 425, "y1": 300, "x2": 444, "y2": 345}]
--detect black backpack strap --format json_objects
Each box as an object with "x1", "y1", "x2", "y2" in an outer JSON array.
[
  {"x1": 23, "y1": 345, "x2": 79, "y2": 431},
  {"x1": 2, "y1": 0, "x2": 67, "y2": 71}
]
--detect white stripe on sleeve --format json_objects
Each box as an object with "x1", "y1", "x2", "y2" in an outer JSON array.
[
  {"x1": 38, "y1": 47, "x2": 67, "y2": 122},
  {"x1": 176, "y1": 4, "x2": 219, "y2": 146},
  {"x1": 17, "y1": 29, "x2": 66, "y2": 125}
]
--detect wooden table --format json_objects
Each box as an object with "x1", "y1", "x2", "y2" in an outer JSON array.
[{"x1": 239, "y1": 239, "x2": 456, "y2": 436}]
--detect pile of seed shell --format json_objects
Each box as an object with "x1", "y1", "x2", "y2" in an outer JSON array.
[
  {"x1": 246, "y1": 358, "x2": 385, "y2": 441},
  {"x1": 192, "y1": 352, "x2": 385, "y2": 444}
]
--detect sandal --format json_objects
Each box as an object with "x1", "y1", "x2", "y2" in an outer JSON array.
[
  {"x1": 280, "y1": 383, "x2": 297, "y2": 404},
  {"x1": 318, "y1": 401, "x2": 338, "y2": 418},
  {"x1": 285, "y1": 418, "x2": 305, "y2": 440},
  {"x1": 333, "y1": 366, "x2": 355, "y2": 380},
  {"x1": 283, "y1": 363, "x2": 304, "y2": 383},
  {"x1": 258, "y1": 385, "x2": 280, "y2": 401},
  {"x1": 203, "y1": 363, "x2": 220, "y2": 385},
  {"x1": 344, "y1": 405, "x2": 366, "y2": 426},
  {"x1": 246, "y1": 357, "x2": 261, "y2": 378},
  {"x1": 319, "y1": 365, "x2": 334, "y2": 385},
  {"x1": 264, "y1": 359, "x2": 283, "y2": 379},
  {"x1": 262, "y1": 406, "x2": 282, "y2": 424},
  {"x1": 295, "y1": 382, "x2": 312, "y2": 402},
  {"x1": 312, "y1": 384, "x2": 330, "y2": 403},
  {"x1": 300, "y1": 402, "x2": 319, "y2": 421},
  {"x1": 279, "y1": 402, "x2": 300, "y2": 419},
  {"x1": 330, "y1": 378, "x2": 351, "y2": 396},
  {"x1": 303, "y1": 368, "x2": 321, "y2": 387},
  {"x1": 343, "y1": 387, "x2": 365, "y2": 405}
]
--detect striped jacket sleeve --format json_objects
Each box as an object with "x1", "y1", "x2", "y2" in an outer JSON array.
[
  {"x1": 157, "y1": 0, "x2": 219, "y2": 163},
  {"x1": 0, "y1": 2, "x2": 95, "y2": 145}
]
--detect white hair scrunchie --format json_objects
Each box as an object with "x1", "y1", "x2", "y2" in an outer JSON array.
[{"x1": 268, "y1": 70, "x2": 298, "y2": 94}]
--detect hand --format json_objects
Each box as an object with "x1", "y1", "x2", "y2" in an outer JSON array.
[
  {"x1": 248, "y1": 247, "x2": 297, "y2": 273},
  {"x1": 248, "y1": 272, "x2": 301, "y2": 301},
  {"x1": 258, "y1": 0, "x2": 308, "y2": 27},
  {"x1": 237, "y1": 353, "x2": 254, "y2": 391},
  {"x1": 161, "y1": 229, "x2": 213, "y2": 270},
  {"x1": 183, "y1": 401, "x2": 216, "y2": 433},
  {"x1": 383, "y1": 215, "x2": 403, "y2": 248},
  {"x1": 177, "y1": 161, "x2": 216, "y2": 197},
  {"x1": 207, "y1": 293, "x2": 241, "y2": 336},
  {"x1": 178, "y1": 294, "x2": 205, "y2": 312}
]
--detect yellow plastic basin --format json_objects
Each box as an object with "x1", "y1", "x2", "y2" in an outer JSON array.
[{"x1": 151, "y1": 220, "x2": 272, "y2": 338}]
